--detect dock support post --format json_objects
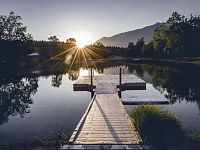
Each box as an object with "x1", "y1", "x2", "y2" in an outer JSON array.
[
  {"x1": 119, "y1": 67, "x2": 122, "y2": 98},
  {"x1": 90, "y1": 69, "x2": 94, "y2": 98}
]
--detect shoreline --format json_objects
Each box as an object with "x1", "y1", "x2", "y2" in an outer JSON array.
[{"x1": 98, "y1": 57, "x2": 200, "y2": 66}]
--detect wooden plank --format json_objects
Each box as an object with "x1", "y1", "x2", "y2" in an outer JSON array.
[
  {"x1": 68, "y1": 95, "x2": 96, "y2": 144},
  {"x1": 80, "y1": 129, "x2": 135, "y2": 132},
  {"x1": 73, "y1": 75, "x2": 146, "y2": 91},
  {"x1": 78, "y1": 134, "x2": 137, "y2": 138},
  {"x1": 75, "y1": 138, "x2": 139, "y2": 142},
  {"x1": 79, "y1": 131, "x2": 137, "y2": 134},
  {"x1": 84, "y1": 120, "x2": 128, "y2": 123},
  {"x1": 62, "y1": 144, "x2": 147, "y2": 149},
  {"x1": 74, "y1": 141, "x2": 138, "y2": 144},
  {"x1": 95, "y1": 83, "x2": 117, "y2": 94},
  {"x1": 75, "y1": 138, "x2": 139, "y2": 144},
  {"x1": 75, "y1": 75, "x2": 145, "y2": 85},
  {"x1": 69, "y1": 83, "x2": 142, "y2": 145}
]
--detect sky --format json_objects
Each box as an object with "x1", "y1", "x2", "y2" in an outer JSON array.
[{"x1": 0, "y1": 0, "x2": 200, "y2": 42}]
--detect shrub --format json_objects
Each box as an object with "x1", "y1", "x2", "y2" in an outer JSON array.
[{"x1": 130, "y1": 105, "x2": 183, "y2": 149}]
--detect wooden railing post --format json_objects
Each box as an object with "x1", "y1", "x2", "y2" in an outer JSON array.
[
  {"x1": 90, "y1": 68, "x2": 94, "y2": 98},
  {"x1": 119, "y1": 67, "x2": 122, "y2": 87},
  {"x1": 119, "y1": 67, "x2": 122, "y2": 98}
]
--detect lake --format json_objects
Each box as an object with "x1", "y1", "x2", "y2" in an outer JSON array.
[{"x1": 0, "y1": 60, "x2": 200, "y2": 144}]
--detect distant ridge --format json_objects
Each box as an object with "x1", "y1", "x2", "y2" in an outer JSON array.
[{"x1": 95, "y1": 22, "x2": 161, "y2": 47}]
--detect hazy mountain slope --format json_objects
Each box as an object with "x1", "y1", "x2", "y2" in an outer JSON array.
[{"x1": 95, "y1": 22, "x2": 161, "y2": 47}]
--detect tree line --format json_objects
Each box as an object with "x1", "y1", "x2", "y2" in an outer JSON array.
[
  {"x1": 0, "y1": 11, "x2": 80, "y2": 67},
  {"x1": 94, "y1": 12, "x2": 200, "y2": 59},
  {"x1": 151, "y1": 12, "x2": 200, "y2": 58},
  {"x1": 0, "y1": 11, "x2": 34, "y2": 65},
  {"x1": 1, "y1": 11, "x2": 200, "y2": 68}
]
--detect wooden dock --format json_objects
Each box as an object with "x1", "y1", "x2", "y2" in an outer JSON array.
[
  {"x1": 121, "y1": 98, "x2": 170, "y2": 105},
  {"x1": 73, "y1": 75, "x2": 146, "y2": 91},
  {"x1": 69, "y1": 82, "x2": 143, "y2": 145}
]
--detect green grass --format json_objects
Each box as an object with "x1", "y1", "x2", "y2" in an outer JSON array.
[{"x1": 130, "y1": 105, "x2": 200, "y2": 150}]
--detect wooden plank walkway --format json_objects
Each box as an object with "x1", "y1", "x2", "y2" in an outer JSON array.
[
  {"x1": 69, "y1": 83, "x2": 142, "y2": 145},
  {"x1": 73, "y1": 75, "x2": 146, "y2": 91}
]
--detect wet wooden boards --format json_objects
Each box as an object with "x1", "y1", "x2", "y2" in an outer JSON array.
[
  {"x1": 69, "y1": 83, "x2": 142, "y2": 145},
  {"x1": 73, "y1": 75, "x2": 146, "y2": 91}
]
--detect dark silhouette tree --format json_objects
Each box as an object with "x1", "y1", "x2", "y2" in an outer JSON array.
[
  {"x1": 135, "y1": 38, "x2": 145, "y2": 57},
  {"x1": 142, "y1": 42, "x2": 155, "y2": 57},
  {"x1": 0, "y1": 11, "x2": 32, "y2": 41},
  {"x1": 66, "y1": 38, "x2": 76, "y2": 44},
  {"x1": 127, "y1": 42, "x2": 135, "y2": 57},
  {"x1": 94, "y1": 42, "x2": 105, "y2": 48},
  {"x1": 51, "y1": 75, "x2": 62, "y2": 87},
  {"x1": 0, "y1": 77, "x2": 38, "y2": 125},
  {"x1": 0, "y1": 11, "x2": 34, "y2": 65},
  {"x1": 68, "y1": 70, "x2": 79, "y2": 81},
  {"x1": 128, "y1": 42, "x2": 134, "y2": 49},
  {"x1": 152, "y1": 12, "x2": 200, "y2": 58},
  {"x1": 48, "y1": 36, "x2": 59, "y2": 42}
]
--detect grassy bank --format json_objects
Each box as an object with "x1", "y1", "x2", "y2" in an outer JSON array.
[
  {"x1": 101, "y1": 57, "x2": 200, "y2": 65},
  {"x1": 130, "y1": 105, "x2": 200, "y2": 150}
]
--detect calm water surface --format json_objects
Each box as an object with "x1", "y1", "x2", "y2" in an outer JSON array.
[{"x1": 0, "y1": 62, "x2": 200, "y2": 143}]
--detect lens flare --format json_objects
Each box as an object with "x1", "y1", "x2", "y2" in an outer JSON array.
[{"x1": 70, "y1": 31, "x2": 94, "y2": 48}]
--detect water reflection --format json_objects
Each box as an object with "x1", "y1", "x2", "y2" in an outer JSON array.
[
  {"x1": 1, "y1": 60, "x2": 200, "y2": 126},
  {"x1": 0, "y1": 59, "x2": 200, "y2": 143},
  {"x1": 68, "y1": 69, "x2": 80, "y2": 81},
  {"x1": 127, "y1": 63, "x2": 200, "y2": 108},
  {"x1": 0, "y1": 78, "x2": 38, "y2": 125},
  {"x1": 51, "y1": 75, "x2": 62, "y2": 87}
]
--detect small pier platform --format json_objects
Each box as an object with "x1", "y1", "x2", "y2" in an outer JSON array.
[
  {"x1": 69, "y1": 83, "x2": 142, "y2": 145},
  {"x1": 73, "y1": 75, "x2": 146, "y2": 91},
  {"x1": 63, "y1": 73, "x2": 154, "y2": 149},
  {"x1": 121, "y1": 98, "x2": 170, "y2": 105}
]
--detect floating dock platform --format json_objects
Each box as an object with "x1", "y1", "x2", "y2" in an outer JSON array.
[{"x1": 73, "y1": 75, "x2": 146, "y2": 91}]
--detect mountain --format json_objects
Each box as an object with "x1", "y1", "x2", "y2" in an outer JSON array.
[{"x1": 95, "y1": 22, "x2": 161, "y2": 47}]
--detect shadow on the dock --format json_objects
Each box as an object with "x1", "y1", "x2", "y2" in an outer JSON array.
[{"x1": 95, "y1": 97, "x2": 122, "y2": 143}]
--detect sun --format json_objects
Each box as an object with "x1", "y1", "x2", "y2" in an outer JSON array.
[
  {"x1": 70, "y1": 31, "x2": 94, "y2": 48},
  {"x1": 79, "y1": 68, "x2": 89, "y2": 77},
  {"x1": 77, "y1": 41, "x2": 86, "y2": 48}
]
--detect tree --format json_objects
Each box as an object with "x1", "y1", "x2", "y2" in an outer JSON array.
[
  {"x1": 128, "y1": 42, "x2": 134, "y2": 49},
  {"x1": 0, "y1": 11, "x2": 34, "y2": 64},
  {"x1": 142, "y1": 42, "x2": 155, "y2": 57},
  {"x1": 94, "y1": 42, "x2": 105, "y2": 48},
  {"x1": 0, "y1": 11, "x2": 32, "y2": 41},
  {"x1": 135, "y1": 38, "x2": 145, "y2": 56},
  {"x1": 0, "y1": 77, "x2": 38, "y2": 124},
  {"x1": 152, "y1": 24, "x2": 168, "y2": 55},
  {"x1": 152, "y1": 12, "x2": 200, "y2": 58},
  {"x1": 127, "y1": 42, "x2": 135, "y2": 57},
  {"x1": 167, "y1": 12, "x2": 186, "y2": 25},
  {"x1": 51, "y1": 75, "x2": 62, "y2": 87},
  {"x1": 66, "y1": 38, "x2": 76, "y2": 44},
  {"x1": 48, "y1": 36, "x2": 59, "y2": 42}
]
